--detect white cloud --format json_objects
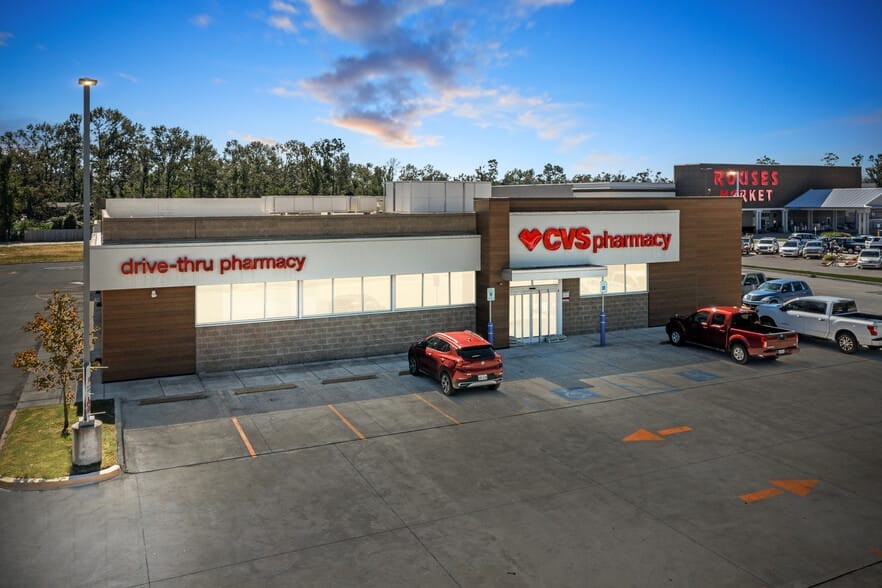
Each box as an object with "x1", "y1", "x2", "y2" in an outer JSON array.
[
  {"x1": 269, "y1": 15, "x2": 297, "y2": 33},
  {"x1": 117, "y1": 72, "x2": 139, "y2": 84},
  {"x1": 190, "y1": 14, "x2": 211, "y2": 27},
  {"x1": 0, "y1": 32, "x2": 13, "y2": 46},
  {"x1": 287, "y1": 0, "x2": 585, "y2": 149},
  {"x1": 271, "y1": 0, "x2": 297, "y2": 14},
  {"x1": 229, "y1": 132, "x2": 279, "y2": 146}
]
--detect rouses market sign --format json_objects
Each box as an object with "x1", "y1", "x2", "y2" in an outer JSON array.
[{"x1": 509, "y1": 211, "x2": 679, "y2": 268}]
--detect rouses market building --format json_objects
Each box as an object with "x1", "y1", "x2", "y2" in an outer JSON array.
[{"x1": 90, "y1": 182, "x2": 744, "y2": 382}]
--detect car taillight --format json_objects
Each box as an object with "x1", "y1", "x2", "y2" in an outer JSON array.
[{"x1": 868, "y1": 325, "x2": 879, "y2": 337}]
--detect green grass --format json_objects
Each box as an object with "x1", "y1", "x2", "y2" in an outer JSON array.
[
  {"x1": 0, "y1": 243, "x2": 84, "y2": 265},
  {"x1": 0, "y1": 400, "x2": 116, "y2": 479},
  {"x1": 743, "y1": 263, "x2": 882, "y2": 285}
]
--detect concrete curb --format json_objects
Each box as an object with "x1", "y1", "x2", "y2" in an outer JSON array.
[{"x1": 0, "y1": 464, "x2": 122, "y2": 491}]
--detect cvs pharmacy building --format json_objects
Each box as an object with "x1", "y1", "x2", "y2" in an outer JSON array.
[{"x1": 89, "y1": 184, "x2": 740, "y2": 382}]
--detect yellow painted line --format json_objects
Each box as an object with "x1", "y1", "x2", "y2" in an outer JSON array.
[
  {"x1": 657, "y1": 425, "x2": 692, "y2": 436},
  {"x1": 740, "y1": 487, "x2": 781, "y2": 503},
  {"x1": 770, "y1": 479, "x2": 818, "y2": 497},
  {"x1": 230, "y1": 416, "x2": 256, "y2": 458},
  {"x1": 869, "y1": 548, "x2": 882, "y2": 558},
  {"x1": 413, "y1": 393, "x2": 462, "y2": 425},
  {"x1": 328, "y1": 404, "x2": 366, "y2": 440}
]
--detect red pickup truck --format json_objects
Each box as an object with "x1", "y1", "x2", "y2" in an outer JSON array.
[{"x1": 665, "y1": 306, "x2": 799, "y2": 364}]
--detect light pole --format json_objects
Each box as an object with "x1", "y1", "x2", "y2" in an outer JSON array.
[
  {"x1": 79, "y1": 77, "x2": 96, "y2": 423},
  {"x1": 72, "y1": 77, "x2": 102, "y2": 467}
]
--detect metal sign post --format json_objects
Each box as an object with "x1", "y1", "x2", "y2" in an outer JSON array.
[
  {"x1": 486, "y1": 287, "x2": 495, "y2": 345},
  {"x1": 599, "y1": 279, "x2": 607, "y2": 346}
]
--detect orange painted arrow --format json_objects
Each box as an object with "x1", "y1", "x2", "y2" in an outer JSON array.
[
  {"x1": 623, "y1": 428, "x2": 664, "y2": 442},
  {"x1": 623, "y1": 426, "x2": 692, "y2": 442},
  {"x1": 658, "y1": 426, "x2": 692, "y2": 436},
  {"x1": 770, "y1": 479, "x2": 818, "y2": 497},
  {"x1": 741, "y1": 479, "x2": 818, "y2": 503}
]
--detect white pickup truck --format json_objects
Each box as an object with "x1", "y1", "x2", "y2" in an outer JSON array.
[{"x1": 756, "y1": 296, "x2": 882, "y2": 353}]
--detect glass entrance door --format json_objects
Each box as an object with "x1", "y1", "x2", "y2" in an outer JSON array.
[{"x1": 509, "y1": 283, "x2": 560, "y2": 344}]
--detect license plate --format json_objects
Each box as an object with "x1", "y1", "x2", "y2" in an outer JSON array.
[
  {"x1": 478, "y1": 374, "x2": 488, "y2": 381},
  {"x1": 777, "y1": 349, "x2": 787, "y2": 355}
]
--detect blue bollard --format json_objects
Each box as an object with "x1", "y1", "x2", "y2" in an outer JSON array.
[
  {"x1": 487, "y1": 321, "x2": 494, "y2": 345},
  {"x1": 599, "y1": 311, "x2": 606, "y2": 346}
]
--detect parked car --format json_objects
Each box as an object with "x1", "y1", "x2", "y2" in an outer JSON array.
[
  {"x1": 790, "y1": 232, "x2": 815, "y2": 242},
  {"x1": 754, "y1": 237, "x2": 779, "y2": 254},
  {"x1": 801, "y1": 240, "x2": 826, "y2": 259},
  {"x1": 742, "y1": 278, "x2": 813, "y2": 308},
  {"x1": 757, "y1": 296, "x2": 882, "y2": 353},
  {"x1": 865, "y1": 236, "x2": 882, "y2": 250},
  {"x1": 779, "y1": 239, "x2": 803, "y2": 257},
  {"x1": 408, "y1": 330, "x2": 503, "y2": 395},
  {"x1": 857, "y1": 248, "x2": 882, "y2": 269},
  {"x1": 665, "y1": 306, "x2": 799, "y2": 364},
  {"x1": 740, "y1": 271, "x2": 767, "y2": 295},
  {"x1": 836, "y1": 238, "x2": 864, "y2": 254}
]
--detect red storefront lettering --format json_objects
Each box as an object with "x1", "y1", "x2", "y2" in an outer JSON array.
[{"x1": 520, "y1": 227, "x2": 672, "y2": 254}]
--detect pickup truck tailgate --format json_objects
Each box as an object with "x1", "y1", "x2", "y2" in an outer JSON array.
[{"x1": 764, "y1": 330, "x2": 798, "y2": 350}]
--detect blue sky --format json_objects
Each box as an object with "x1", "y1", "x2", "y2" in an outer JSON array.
[{"x1": 2, "y1": 0, "x2": 881, "y2": 178}]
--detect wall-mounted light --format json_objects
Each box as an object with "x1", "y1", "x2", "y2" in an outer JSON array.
[{"x1": 150, "y1": 290, "x2": 158, "y2": 299}]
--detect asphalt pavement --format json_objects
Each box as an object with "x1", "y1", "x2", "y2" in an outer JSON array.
[{"x1": 2, "y1": 255, "x2": 882, "y2": 586}]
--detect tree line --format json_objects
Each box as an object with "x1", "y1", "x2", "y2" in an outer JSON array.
[{"x1": 1, "y1": 108, "x2": 879, "y2": 240}]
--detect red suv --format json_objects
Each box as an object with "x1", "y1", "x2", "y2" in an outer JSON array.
[{"x1": 408, "y1": 331, "x2": 503, "y2": 395}]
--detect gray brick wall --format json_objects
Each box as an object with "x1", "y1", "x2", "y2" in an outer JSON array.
[
  {"x1": 196, "y1": 306, "x2": 476, "y2": 371},
  {"x1": 561, "y1": 278, "x2": 648, "y2": 334}
]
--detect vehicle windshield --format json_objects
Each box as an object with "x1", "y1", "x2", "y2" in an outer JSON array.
[
  {"x1": 861, "y1": 250, "x2": 880, "y2": 257},
  {"x1": 457, "y1": 345, "x2": 496, "y2": 360},
  {"x1": 806, "y1": 241, "x2": 823, "y2": 247},
  {"x1": 783, "y1": 240, "x2": 798, "y2": 247},
  {"x1": 757, "y1": 282, "x2": 783, "y2": 292}
]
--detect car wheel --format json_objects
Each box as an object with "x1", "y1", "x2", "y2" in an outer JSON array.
[
  {"x1": 408, "y1": 354, "x2": 419, "y2": 376},
  {"x1": 730, "y1": 342, "x2": 749, "y2": 364},
  {"x1": 836, "y1": 331, "x2": 858, "y2": 354},
  {"x1": 668, "y1": 328, "x2": 685, "y2": 346},
  {"x1": 440, "y1": 371, "x2": 454, "y2": 396},
  {"x1": 760, "y1": 317, "x2": 776, "y2": 327}
]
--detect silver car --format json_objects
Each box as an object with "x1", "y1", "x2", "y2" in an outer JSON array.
[
  {"x1": 857, "y1": 248, "x2": 882, "y2": 269},
  {"x1": 754, "y1": 237, "x2": 779, "y2": 254},
  {"x1": 779, "y1": 239, "x2": 802, "y2": 257},
  {"x1": 802, "y1": 240, "x2": 826, "y2": 259},
  {"x1": 742, "y1": 278, "x2": 813, "y2": 308}
]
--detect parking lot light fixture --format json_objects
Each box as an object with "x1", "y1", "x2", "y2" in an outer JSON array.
[{"x1": 78, "y1": 77, "x2": 96, "y2": 422}]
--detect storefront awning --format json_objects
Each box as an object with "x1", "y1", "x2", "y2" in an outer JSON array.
[{"x1": 502, "y1": 265, "x2": 608, "y2": 281}]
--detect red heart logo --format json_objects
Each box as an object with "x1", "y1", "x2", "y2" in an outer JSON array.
[{"x1": 519, "y1": 228, "x2": 542, "y2": 251}]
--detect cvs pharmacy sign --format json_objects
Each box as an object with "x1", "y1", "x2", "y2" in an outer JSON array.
[{"x1": 509, "y1": 211, "x2": 679, "y2": 268}]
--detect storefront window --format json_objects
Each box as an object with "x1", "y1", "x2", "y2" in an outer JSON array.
[
  {"x1": 364, "y1": 276, "x2": 391, "y2": 311},
  {"x1": 451, "y1": 271, "x2": 476, "y2": 305},
  {"x1": 333, "y1": 277, "x2": 363, "y2": 314},
  {"x1": 423, "y1": 272, "x2": 450, "y2": 307},
  {"x1": 395, "y1": 274, "x2": 422, "y2": 309},
  {"x1": 231, "y1": 283, "x2": 265, "y2": 321},
  {"x1": 580, "y1": 264, "x2": 647, "y2": 296},
  {"x1": 265, "y1": 281, "x2": 298, "y2": 318},
  {"x1": 196, "y1": 284, "x2": 231, "y2": 323},
  {"x1": 303, "y1": 279, "x2": 332, "y2": 316},
  {"x1": 196, "y1": 271, "x2": 475, "y2": 324}
]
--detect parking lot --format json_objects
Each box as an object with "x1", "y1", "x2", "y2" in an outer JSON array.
[
  {"x1": 3, "y1": 259, "x2": 882, "y2": 587},
  {"x1": 4, "y1": 322, "x2": 881, "y2": 586}
]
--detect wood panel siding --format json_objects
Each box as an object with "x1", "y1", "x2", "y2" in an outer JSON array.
[
  {"x1": 475, "y1": 198, "x2": 511, "y2": 347},
  {"x1": 101, "y1": 287, "x2": 196, "y2": 381}
]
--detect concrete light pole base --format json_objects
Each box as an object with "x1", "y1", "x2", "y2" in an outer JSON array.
[{"x1": 72, "y1": 419, "x2": 103, "y2": 466}]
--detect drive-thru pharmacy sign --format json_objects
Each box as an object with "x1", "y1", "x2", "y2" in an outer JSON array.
[{"x1": 509, "y1": 211, "x2": 680, "y2": 267}]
